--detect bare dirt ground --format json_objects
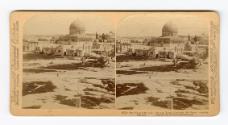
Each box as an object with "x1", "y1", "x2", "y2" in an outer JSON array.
[
  {"x1": 22, "y1": 52, "x2": 208, "y2": 110},
  {"x1": 22, "y1": 53, "x2": 115, "y2": 109},
  {"x1": 116, "y1": 60, "x2": 208, "y2": 110}
]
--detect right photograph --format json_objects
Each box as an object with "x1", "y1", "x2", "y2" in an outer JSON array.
[{"x1": 116, "y1": 14, "x2": 209, "y2": 110}]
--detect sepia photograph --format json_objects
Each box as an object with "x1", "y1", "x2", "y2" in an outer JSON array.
[
  {"x1": 116, "y1": 14, "x2": 209, "y2": 110},
  {"x1": 21, "y1": 14, "x2": 116, "y2": 109}
]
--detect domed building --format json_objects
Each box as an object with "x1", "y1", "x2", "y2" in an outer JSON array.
[
  {"x1": 46, "y1": 20, "x2": 115, "y2": 57},
  {"x1": 147, "y1": 21, "x2": 188, "y2": 58},
  {"x1": 69, "y1": 20, "x2": 85, "y2": 35},
  {"x1": 55, "y1": 20, "x2": 94, "y2": 44},
  {"x1": 162, "y1": 21, "x2": 178, "y2": 36}
]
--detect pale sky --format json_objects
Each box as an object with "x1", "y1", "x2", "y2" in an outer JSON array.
[
  {"x1": 24, "y1": 14, "x2": 115, "y2": 35},
  {"x1": 24, "y1": 13, "x2": 209, "y2": 37},
  {"x1": 117, "y1": 14, "x2": 209, "y2": 37}
]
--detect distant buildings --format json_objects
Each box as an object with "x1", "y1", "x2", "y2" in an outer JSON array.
[
  {"x1": 23, "y1": 40, "x2": 38, "y2": 52},
  {"x1": 117, "y1": 21, "x2": 208, "y2": 60},
  {"x1": 23, "y1": 20, "x2": 115, "y2": 57}
]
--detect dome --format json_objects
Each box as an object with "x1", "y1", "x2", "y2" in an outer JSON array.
[
  {"x1": 162, "y1": 21, "x2": 178, "y2": 36},
  {"x1": 69, "y1": 20, "x2": 85, "y2": 35}
]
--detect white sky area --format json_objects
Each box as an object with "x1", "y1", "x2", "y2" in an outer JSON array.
[
  {"x1": 24, "y1": 14, "x2": 115, "y2": 36},
  {"x1": 24, "y1": 13, "x2": 209, "y2": 37},
  {"x1": 117, "y1": 13, "x2": 209, "y2": 37}
]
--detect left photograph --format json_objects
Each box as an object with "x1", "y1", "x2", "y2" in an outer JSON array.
[{"x1": 20, "y1": 13, "x2": 116, "y2": 109}]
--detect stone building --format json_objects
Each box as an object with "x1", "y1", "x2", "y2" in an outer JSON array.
[
  {"x1": 23, "y1": 40, "x2": 38, "y2": 52},
  {"x1": 148, "y1": 21, "x2": 191, "y2": 58},
  {"x1": 55, "y1": 20, "x2": 94, "y2": 45}
]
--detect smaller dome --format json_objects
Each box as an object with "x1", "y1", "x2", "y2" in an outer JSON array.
[
  {"x1": 69, "y1": 20, "x2": 85, "y2": 35},
  {"x1": 162, "y1": 21, "x2": 178, "y2": 36}
]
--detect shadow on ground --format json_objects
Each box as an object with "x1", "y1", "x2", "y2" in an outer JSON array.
[{"x1": 23, "y1": 81, "x2": 56, "y2": 96}]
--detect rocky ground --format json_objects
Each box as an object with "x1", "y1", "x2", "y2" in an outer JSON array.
[
  {"x1": 22, "y1": 53, "x2": 115, "y2": 109},
  {"x1": 116, "y1": 59, "x2": 208, "y2": 110}
]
